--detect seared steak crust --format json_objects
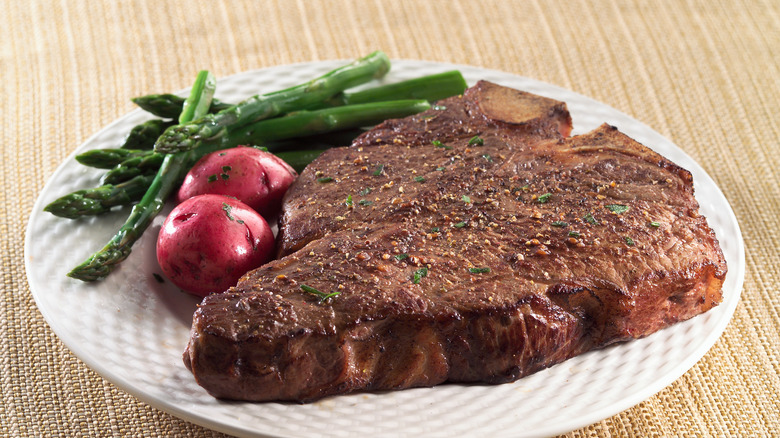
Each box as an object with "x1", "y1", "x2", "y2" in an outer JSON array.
[
  {"x1": 183, "y1": 81, "x2": 726, "y2": 402},
  {"x1": 276, "y1": 81, "x2": 572, "y2": 256}
]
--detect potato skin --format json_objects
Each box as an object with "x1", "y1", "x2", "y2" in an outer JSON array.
[
  {"x1": 156, "y1": 194, "x2": 275, "y2": 296},
  {"x1": 176, "y1": 146, "x2": 297, "y2": 219}
]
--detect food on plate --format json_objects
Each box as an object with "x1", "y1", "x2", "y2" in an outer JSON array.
[
  {"x1": 131, "y1": 94, "x2": 232, "y2": 120},
  {"x1": 47, "y1": 53, "x2": 468, "y2": 282},
  {"x1": 156, "y1": 194, "x2": 275, "y2": 296},
  {"x1": 177, "y1": 146, "x2": 297, "y2": 218},
  {"x1": 120, "y1": 119, "x2": 178, "y2": 150},
  {"x1": 153, "y1": 50, "x2": 392, "y2": 154},
  {"x1": 62, "y1": 52, "x2": 404, "y2": 281},
  {"x1": 42, "y1": 174, "x2": 155, "y2": 219},
  {"x1": 183, "y1": 81, "x2": 727, "y2": 402},
  {"x1": 64, "y1": 70, "x2": 217, "y2": 282}
]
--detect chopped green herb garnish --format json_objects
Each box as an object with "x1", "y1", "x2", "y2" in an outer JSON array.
[
  {"x1": 345, "y1": 194, "x2": 353, "y2": 206},
  {"x1": 152, "y1": 273, "x2": 165, "y2": 283},
  {"x1": 222, "y1": 202, "x2": 236, "y2": 221},
  {"x1": 650, "y1": 221, "x2": 661, "y2": 228},
  {"x1": 584, "y1": 213, "x2": 598, "y2": 225},
  {"x1": 412, "y1": 267, "x2": 428, "y2": 284},
  {"x1": 482, "y1": 154, "x2": 493, "y2": 162},
  {"x1": 436, "y1": 166, "x2": 446, "y2": 171},
  {"x1": 221, "y1": 165, "x2": 232, "y2": 172},
  {"x1": 207, "y1": 174, "x2": 218, "y2": 183},
  {"x1": 218, "y1": 152, "x2": 227, "y2": 156},
  {"x1": 430, "y1": 227, "x2": 440, "y2": 232},
  {"x1": 551, "y1": 221, "x2": 568, "y2": 227},
  {"x1": 624, "y1": 236, "x2": 635, "y2": 246},
  {"x1": 433, "y1": 104, "x2": 447, "y2": 110},
  {"x1": 432, "y1": 140, "x2": 452, "y2": 150},
  {"x1": 462, "y1": 195, "x2": 472, "y2": 203},
  {"x1": 568, "y1": 231, "x2": 581, "y2": 238},
  {"x1": 414, "y1": 176, "x2": 426, "y2": 183},
  {"x1": 358, "y1": 199, "x2": 373, "y2": 206},
  {"x1": 606, "y1": 204, "x2": 629, "y2": 214},
  {"x1": 220, "y1": 173, "x2": 229, "y2": 180},
  {"x1": 394, "y1": 253, "x2": 409, "y2": 260},
  {"x1": 359, "y1": 187, "x2": 372, "y2": 196},
  {"x1": 317, "y1": 177, "x2": 333, "y2": 183},
  {"x1": 252, "y1": 146, "x2": 269, "y2": 151},
  {"x1": 468, "y1": 135, "x2": 484, "y2": 146},
  {"x1": 453, "y1": 221, "x2": 467, "y2": 228},
  {"x1": 373, "y1": 164, "x2": 384, "y2": 176},
  {"x1": 537, "y1": 193, "x2": 552, "y2": 203},
  {"x1": 300, "y1": 284, "x2": 340, "y2": 303},
  {"x1": 469, "y1": 267, "x2": 490, "y2": 274}
]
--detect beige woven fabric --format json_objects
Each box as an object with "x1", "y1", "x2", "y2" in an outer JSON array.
[{"x1": 2, "y1": 0, "x2": 778, "y2": 436}]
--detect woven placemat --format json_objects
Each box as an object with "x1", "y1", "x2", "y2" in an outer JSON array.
[{"x1": 2, "y1": 0, "x2": 777, "y2": 436}]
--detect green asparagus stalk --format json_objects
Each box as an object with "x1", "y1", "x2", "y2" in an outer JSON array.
[
  {"x1": 154, "y1": 51, "x2": 392, "y2": 154},
  {"x1": 68, "y1": 70, "x2": 216, "y2": 281},
  {"x1": 179, "y1": 74, "x2": 219, "y2": 123},
  {"x1": 44, "y1": 175, "x2": 155, "y2": 219},
  {"x1": 131, "y1": 94, "x2": 231, "y2": 119},
  {"x1": 226, "y1": 99, "x2": 430, "y2": 145},
  {"x1": 326, "y1": 70, "x2": 467, "y2": 107},
  {"x1": 101, "y1": 152, "x2": 165, "y2": 185},
  {"x1": 75, "y1": 148, "x2": 150, "y2": 169},
  {"x1": 121, "y1": 119, "x2": 176, "y2": 149}
]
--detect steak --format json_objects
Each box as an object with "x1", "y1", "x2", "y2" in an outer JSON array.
[{"x1": 183, "y1": 81, "x2": 727, "y2": 402}]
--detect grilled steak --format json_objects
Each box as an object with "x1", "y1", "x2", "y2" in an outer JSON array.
[{"x1": 183, "y1": 81, "x2": 727, "y2": 402}]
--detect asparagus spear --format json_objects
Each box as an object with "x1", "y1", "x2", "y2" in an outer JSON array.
[
  {"x1": 76, "y1": 148, "x2": 150, "y2": 169},
  {"x1": 154, "y1": 51, "x2": 392, "y2": 154},
  {"x1": 68, "y1": 70, "x2": 216, "y2": 281},
  {"x1": 325, "y1": 70, "x2": 466, "y2": 107},
  {"x1": 131, "y1": 94, "x2": 231, "y2": 119},
  {"x1": 130, "y1": 70, "x2": 466, "y2": 120},
  {"x1": 101, "y1": 152, "x2": 164, "y2": 185},
  {"x1": 225, "y1": 99, "x2": 431, "y2": 145},
  {"x1": 44, "y1": 175, "x2": 155, "y2": 219},
  {"x1": 121, "y1": 119, "x2": 176, "y2": 149}
]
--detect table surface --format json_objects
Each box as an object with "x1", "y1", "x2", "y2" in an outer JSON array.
[{"x1": 2, "y1": 1, "x2": 778, "y2": 436}]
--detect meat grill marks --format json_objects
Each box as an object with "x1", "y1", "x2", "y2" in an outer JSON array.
[{"x1": 183, "y1": 81, "x2": 726, "y2": 402}]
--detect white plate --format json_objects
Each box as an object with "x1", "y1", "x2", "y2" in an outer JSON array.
[{"x1": 25, "y1": 60, "x2": 745, "y2": 438}]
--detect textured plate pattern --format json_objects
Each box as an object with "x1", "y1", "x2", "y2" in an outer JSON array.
[{"x1": 25, "y1": 61, "x2": 745, "y2": 438}]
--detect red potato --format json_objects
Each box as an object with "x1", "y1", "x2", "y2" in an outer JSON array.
[
  {"x1": 156, "y1": 194, "x2": 275, "y2": 297},
  {"x1": 177, "y1": 146, "x2": 297, "y2": 218}
]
